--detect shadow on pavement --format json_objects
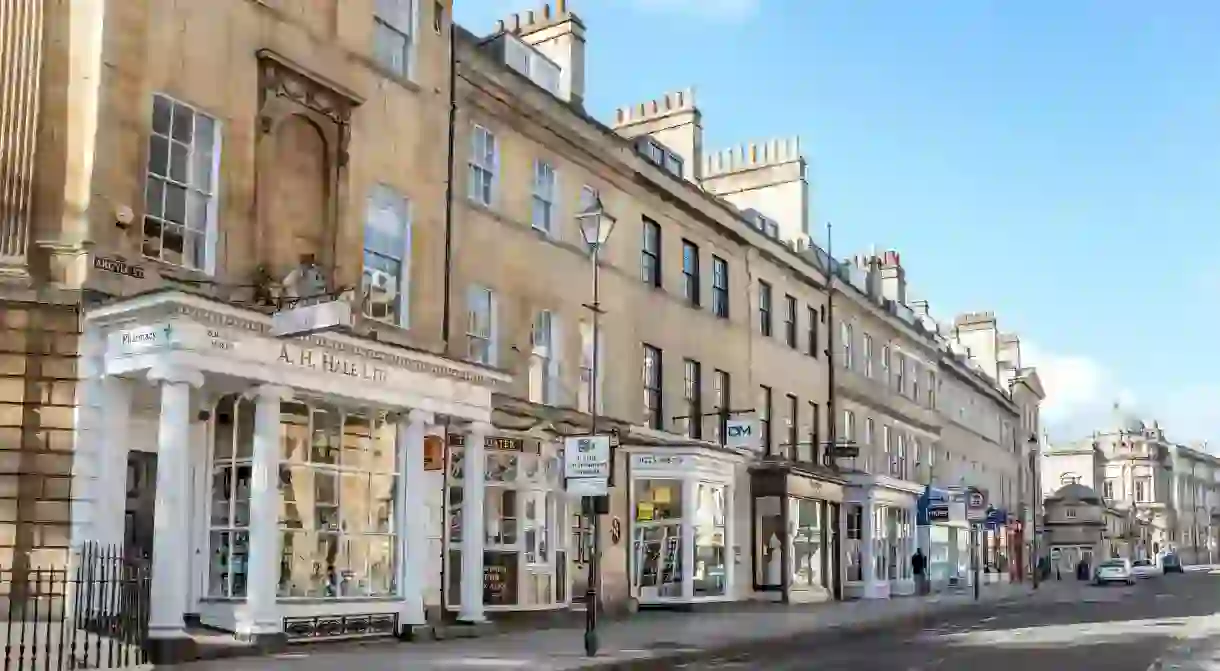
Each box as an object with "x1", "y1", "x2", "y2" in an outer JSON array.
[{"x1": 675, "y1": 575, "x2": 1220, "y2": 670}]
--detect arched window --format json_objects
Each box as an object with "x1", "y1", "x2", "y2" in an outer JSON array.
[{"x1": 1060, "y1": 472, "x2": 1082, "y2": 486}]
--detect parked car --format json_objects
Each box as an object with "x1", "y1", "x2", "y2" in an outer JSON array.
[
  {"x1": 1131, "y1": 558, "x2": 1161, "y2": 579},
  {"x1": 1093, "y1": 558, "x2": 1135, "y2": 586},
  {"x1": 1162, "y1": 553, "x2": 1184, "y2": 574}
]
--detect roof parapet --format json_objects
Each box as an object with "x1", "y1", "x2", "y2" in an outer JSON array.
[
  {"x1": 612, "y1": 88, "x2": 696, "y2": 127},
  {"x1": 703, "y1": 136, "x2": 801, "y2": 176}
]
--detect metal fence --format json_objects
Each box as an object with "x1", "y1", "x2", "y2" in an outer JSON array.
[{"x1": 0, "y1": 543, "x2": 151, "y2": 671}]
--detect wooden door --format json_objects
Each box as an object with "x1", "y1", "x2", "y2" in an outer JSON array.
[{"x1": 124, "y1": 452, "x2": 158, "y2": 562}]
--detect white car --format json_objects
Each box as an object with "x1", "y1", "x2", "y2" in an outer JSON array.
[
  {"x1": 1093, "y1": 558, "x2": 1135, "y2": 586},
  {"x1": 1131, "y1": 558, "x2": 1162, "y2": 579}
]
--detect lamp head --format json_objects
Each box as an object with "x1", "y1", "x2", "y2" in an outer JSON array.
[{"x1": 576, "y1": 194, "x2": 617, "y2": 252}]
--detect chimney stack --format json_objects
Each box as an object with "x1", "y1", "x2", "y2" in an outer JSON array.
[
  {"x1": 612, "y1": 88, "x2": 702, "y2": 183},
  {"x1": 503, "y1": 2, "x2": 587, "y2": 105},
  {"x1": 877, "y1": 250, "x2": 906, "y2": 304}
]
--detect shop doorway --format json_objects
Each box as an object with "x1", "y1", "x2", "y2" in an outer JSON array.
[{"x1": 124, "y1": 452, "x2": 158, "y2": 562}]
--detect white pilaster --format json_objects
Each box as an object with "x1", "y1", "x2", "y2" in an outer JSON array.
[
  {"x1": 240, "y1": 384, "x2": 292, "y2": 638},
  {"x1": 98, "y1": 376, "x2": 133, "y2": 548},
  {"x1": 458, "y1": 421, "x2": 490, "y2": 623},
  {"x1": 398, "y1": 409, "x2": 433, "y2": 627},
  {"x1": 146, "y1": 363, "x2": 204, "y2": 639},
  {"x1": 680, "y1": 478, "x2": 696, "y2": 600}
]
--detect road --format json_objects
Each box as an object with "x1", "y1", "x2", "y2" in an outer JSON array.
[{"x1": 675, "y1": 570, "x2": 1220, "y2": 671}]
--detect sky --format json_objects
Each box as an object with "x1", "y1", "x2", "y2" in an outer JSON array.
[{"x1": 452, "y1": 0, "x2": 1220, "y2": 449}]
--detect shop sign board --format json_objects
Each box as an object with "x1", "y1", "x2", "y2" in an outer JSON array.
[
  {"x1": 564, "y1": 435, "x2": 611, "y2": 496},
  {"x1": 726, "y1": 418, "x2": 760, "y2": 451},
  {"x1": 928, "y1": 505, "x2": 950, "y2": 523},
  {"x1": 966, "y1": 486, "x2": 988, "y2": 522},
  {"x1": 111, "y1": 322, "x2": 176, "y2": 356}
]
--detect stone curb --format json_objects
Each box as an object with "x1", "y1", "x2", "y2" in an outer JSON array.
[{"x1": 589, "y1": 591, "x2": 1058, "y2": 671}]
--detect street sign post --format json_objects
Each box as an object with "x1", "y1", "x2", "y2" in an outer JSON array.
[{"x1": 564, "y1": 435, "x2": 611, "y2": 496}]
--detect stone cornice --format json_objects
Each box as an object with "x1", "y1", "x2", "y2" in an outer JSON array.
[{"x1": 84, "y1": 289, "x2": 509, "y2": 388}]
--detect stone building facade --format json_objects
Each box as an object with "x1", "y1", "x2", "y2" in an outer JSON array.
[
  {"x1": 827, "y1": 257, "x2": 1040, "y2": 595},
  {"x1": 449, "y1": 1, "x2": 843, "y2": 614}
]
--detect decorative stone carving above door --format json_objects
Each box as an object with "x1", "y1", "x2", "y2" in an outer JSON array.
[{"x1": 253, "y1": 50, "x2": 362, "y2": 295}]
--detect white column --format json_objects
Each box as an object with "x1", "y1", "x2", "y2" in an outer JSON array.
[
  {"x1": 98, "y1": 376, "x2": 133, "y2": 548},
  {"x1": 681, "y1": 478, "x2": 696, "y2": 601},
  {"x1": 146, "y1": 363, "x2": 204, "y2": 640},
  {"x1": 398, "y1": 409, "x2": 433, "y2": 627},
  {"x1": 241, "y1": 384, "x2": 292, "y2": 638},
  {"x1": 458, "y1": 421, "x2": 490, "y2": 623}
]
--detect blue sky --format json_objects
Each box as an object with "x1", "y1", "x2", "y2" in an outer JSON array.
[{"x1": 453, "y1": 0, "x2": 1220, "y2": 448}]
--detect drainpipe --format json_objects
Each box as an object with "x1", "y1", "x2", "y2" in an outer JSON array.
[{"x1": 440, "y1": 25, "x2": 458, "y2": 347}]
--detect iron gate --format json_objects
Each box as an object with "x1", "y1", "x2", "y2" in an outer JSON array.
[{"x1": 0, "y1": 542, "x2": 151, "y2": 670}]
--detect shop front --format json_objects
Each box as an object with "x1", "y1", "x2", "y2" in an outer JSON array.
[
  {"x1": 843, "y1": 474, "x2": 920, "y2": 600},
  {"x1": 625, "y1": 447, "x2": 748, "y2": 606},
  {"x1": 916, "y1": 486, "x2": 968, "y2": 591},
  {"x1": 750, "y1": 464, "x2": 846, "y2": 603},
  {"x1": 442, "y1": 430, "x2": 574, "y2": 616},
  {"x1": 75, "y1": 291, "x2": 508, "y2": 661}
]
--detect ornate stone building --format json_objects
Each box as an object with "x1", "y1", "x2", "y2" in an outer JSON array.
[
  {"x1": 1044, "y1": 406, "x2": 1219, "y2": 565},
  {"x1": 0, "y1": 0, "x2": 538, "y2": 661}
]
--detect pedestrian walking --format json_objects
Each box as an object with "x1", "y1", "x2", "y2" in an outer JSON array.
[{"x1": 912, "y1": 548, "x2": 929, "y2": 595}]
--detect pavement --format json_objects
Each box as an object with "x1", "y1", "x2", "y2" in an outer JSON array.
[
  {"x1": 678, "y1": 568, "x2": 1220, "y2": 670},
  {"x1": 177, "y1": 577, "x2": 1091, "y2": 671}
]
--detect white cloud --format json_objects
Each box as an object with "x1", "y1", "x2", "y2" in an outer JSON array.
[
  {"x1": 630, "y1": 0, "x2": 760, "y2": 20},
  {"x1": 1021, "y1": 342, "x2": 1136, "y2": 440},
  {"x1": 1023, "y1": 342, "x2": 1218, "y2": 449}
]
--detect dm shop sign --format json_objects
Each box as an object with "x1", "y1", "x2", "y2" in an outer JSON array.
[{"x1": 725, "y1": 418, "x2": 760, "y2": 451}]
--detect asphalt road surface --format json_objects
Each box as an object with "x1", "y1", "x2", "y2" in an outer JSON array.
[{"x1": 675, "y1": 570, "x2": 1220, "y2": 671}]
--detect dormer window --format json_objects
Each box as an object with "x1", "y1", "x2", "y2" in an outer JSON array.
[
  {"x1": 741, "y1": 209, "x2": 779, "y2": 239},
  {"x1": 635, "y1": 137, "x2": 683, "y2": 177},
  {"x1": 501, "y1": 34, "x2": 561, "y2": 96}
]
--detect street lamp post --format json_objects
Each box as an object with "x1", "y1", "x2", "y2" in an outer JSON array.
[
  {"x1": 576, "y1": 195, "x2": 616, "y2": 658},
  {"x1": 1028, "y1": 435, "x2": 1040, "y2": 589}
]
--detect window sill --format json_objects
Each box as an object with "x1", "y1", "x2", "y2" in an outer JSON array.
[{"x1": 355, "y1": 55, "x2": 423, "y2": 95}]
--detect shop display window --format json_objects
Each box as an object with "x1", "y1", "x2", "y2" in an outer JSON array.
[
  {"x1": 845, "y1": 504, "x2": 863, "y2": 582},
  {"x1": 633, "y1": 479, "x2": 685, "y2": 598},
  {"x1": 207, "y1": 395, "x2": 253, "y2": 598},
  {"x1": 754, "y1": 496, "x2": 783, "y2": 588},
  {"x1": 693, "y1": 483, "x2": 727, "y2": 597},
  {"x1": 790, "y1": 498, "x2": 823, "y2": 589},
  {"x1": 276, "y1": 403, "x2": 398, "y2": 598}
]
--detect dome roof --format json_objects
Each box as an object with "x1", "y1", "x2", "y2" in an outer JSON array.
[{"x1": 1051, "y1": 482, "x2": 1101, "y2": 503}]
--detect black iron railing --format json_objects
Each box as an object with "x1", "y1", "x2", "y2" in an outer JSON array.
[{"x1": 0, "y1": 542, "x2": 150, "y2": 671}]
